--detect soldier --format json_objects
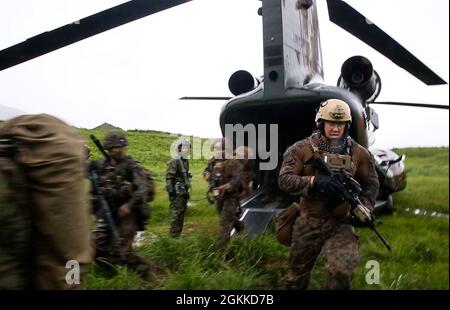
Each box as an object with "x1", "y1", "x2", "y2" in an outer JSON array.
[
  {"x1": 166, "y1": 139, "x2": 191, "y2": 237},
  {"x1": 203, "y1": 138, "x2": 227, "y2": 212},
  {"x1": 235, "y1": 145, "x2": 256, "y2": 200},
  {"x1": 213, "y1": 145, "x2": 250, "y2": 247},
  {"x1": 278, "y1": 99, "x2": 379, "y2": 290},
  {"x1": 89, "y1": 131, "x2": 153, "y2": 280},
  {"x1": 0, "y1": 114, "x2": 92, "y2": 289}
]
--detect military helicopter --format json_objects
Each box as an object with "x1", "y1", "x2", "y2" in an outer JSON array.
[
  {"x1": 0, "y1": 0, "x2": 447, "y2": 236},
  {"x1": 180, "y1": 0, "x2": 448, "y2": 235}
]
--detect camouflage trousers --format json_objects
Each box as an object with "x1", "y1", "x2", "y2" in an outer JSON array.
[
  {"x1": 285, "y1": 211, "x2": 359, "y2": 290},
  {"x1": 93, "y1": 212, "x2": 153, "y2": 281},
  {"x1": 217, "y1": 196, "x2": 244, "y2": 247},
  {"x1": 215, "y1": 199, "x2": 223, "y2": 214},
  {"x1": 169, "y1": 194, "x2": 188, "y2": 237}
]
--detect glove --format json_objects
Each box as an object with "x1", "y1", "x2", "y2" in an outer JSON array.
[
  {"x1": 214, "y1": 183, "x2": 231, "y2": 199},
  {"x1": 314, "y1": 175, "x2": 346, "y2": 198}
]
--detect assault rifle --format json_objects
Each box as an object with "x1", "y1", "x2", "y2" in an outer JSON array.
[
  {"x1": 176, "y1": 157, "x2": 191, "y2": 198},
  {"x1": 314, "y1": 156, "x2": 392, "y2": 251},
  {"x1": 90, "y1": 134, "x2": 111, "y2": 162}
]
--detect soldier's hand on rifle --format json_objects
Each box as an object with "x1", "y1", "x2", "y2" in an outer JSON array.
[
  {"x1": 314, "y1": 175, "x2": 346, "y2": 198},
  {"x1": 353, "y1": 204, "x2": 372, "y2": 223},
  {"x1": 118, "y1": 203, "x2": 131, "y2": 218},
  {"x1": 214, "y1": 183, "x2": 231, "y2": 198}
]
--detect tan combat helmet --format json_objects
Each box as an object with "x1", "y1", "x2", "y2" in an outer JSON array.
[{"x1": 315, "y1": 99, "x2": 352, "y2": 123}]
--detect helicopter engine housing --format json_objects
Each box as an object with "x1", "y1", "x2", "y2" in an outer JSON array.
[
  {"x1": 228, "y1": 70, "x2": 262, "y2": 96},
  {"x1": 337, "y1": 56, "x2": 381, "y2": 102}
]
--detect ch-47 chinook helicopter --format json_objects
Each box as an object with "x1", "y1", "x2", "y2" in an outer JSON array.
[
  {"x1": 181, "y1": 0, "x2": 449, "y2": 235},
  {"x1": 0, "y1": 0, "x2": 447, "y2": 236}
]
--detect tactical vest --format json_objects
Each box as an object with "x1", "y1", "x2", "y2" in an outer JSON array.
[
  {"x1": 92, "y1": 156, "x2": 151, "y2": 230},
  {"x1": 96, "y1": 157, "x2": 135, "y2": 209},
  {"x1": 176, "y1": 157, "x2": 190, "y2": 185},
  {"x1": 309, "y1": 134, "x2": 356, "y2": 176}
]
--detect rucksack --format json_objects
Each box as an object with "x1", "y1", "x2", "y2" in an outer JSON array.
[
  {"x1": 0, "y1": 114, "x2": 92, "y2": 289},
  {"x1": 131, "y1": 161, "x2": 156, "y2": 231},
  {"x1": 0, "y1": 142, "x2": 32, "y2": 289},
  {"x1": 134, "y1": 162, "x2": 155, "y2": 203}
]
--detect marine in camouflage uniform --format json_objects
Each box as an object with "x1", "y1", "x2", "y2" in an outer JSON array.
[
  {"x1": 166, "y1": 139, "x2": 191, "y2": 237},
  {"x1": 278, "y1": 99, "x2": 379, "y2": 290},
  {"x1": 89, "y1": 131, "x2": 152, "y2": 280},
  {"x1": 0, "y1": 114, "x2": 92, "y2": 289},
  {"x1": 213, "y1": 145, "x2": 251, "y2": 247},
  {"x1": 204, "y1": 157, "x2": 224, "y2": 213},
  {"x1": 203, "y1": 138, "x2": 229, "y2": 213},
  {"x1": 236, "y1": 146, "x2": 256, "y2": 200}
]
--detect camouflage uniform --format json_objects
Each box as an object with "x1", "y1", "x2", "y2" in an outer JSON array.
[
  {"x1": 204, "y1": 157, "x2": 225, "y2": 213},
  {"x1": 279, "y1": 131, "x2": 379, "y2": 289},
  {"x1": 0, "y1": 114, "x2": 92, "y2": 289},
  {"x1": 90, "y1": 143, "x2": 152, "y2": 279},
  {"x1": 214, "y1": 159, "x2": 245, "y2": 247},
  {"x1": 166, "y1": 156, "x2": 190, "y2": 237}
]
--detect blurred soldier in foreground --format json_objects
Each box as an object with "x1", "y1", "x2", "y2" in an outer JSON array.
[
  {"x1": 89, "y1": 131, "x2": 154, "y2": 280},
  {"x1": 0, "y1": 114, "x2": 92, "y2": 289},
  {"x1": 278, "y1": 99, "x2": 379, "y2": 289},
  {"x1": 166, "y1": 139, "x2": 191, "y2": 237}
]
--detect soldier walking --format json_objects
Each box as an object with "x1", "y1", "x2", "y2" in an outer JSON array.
[
  {"x1": 278, "y1": 99, "x2": 379, "y2": 289},
  {"x1": 212, "y1": 145, "x2": 251, "y2": 247},
  {"x1": 89, "y1": 131, "x2": 153, "y2": 280}
]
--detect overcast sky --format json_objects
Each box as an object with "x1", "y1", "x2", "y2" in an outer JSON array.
[{"x1": 0, "y1": 0, "x2": 448, "y2": 149}]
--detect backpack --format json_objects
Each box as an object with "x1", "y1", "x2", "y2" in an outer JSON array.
[
  {"x1": 0, "y1": 114, "x2": 92, "y2": 289},
  {"x1": 0, "y1": 142, "x2": 32, "y2": 289},
  {"x1": 135, "y1": 163, "x2": 156, "y2": 203},
  {"x1": 275, "y1": 202, "x2": 301, "y2": 246},
  {"x1": 132, "y1": 162, "x2": 156, "y2": 231}
]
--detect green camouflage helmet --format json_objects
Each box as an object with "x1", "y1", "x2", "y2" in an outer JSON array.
[{"x1": 104, "y1": 131, "x2": 128, "y2": 150}]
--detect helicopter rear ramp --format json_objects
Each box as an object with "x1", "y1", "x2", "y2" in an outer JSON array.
[{"x1": 231, "y1": 188, "x2": 289, "y2": 237}]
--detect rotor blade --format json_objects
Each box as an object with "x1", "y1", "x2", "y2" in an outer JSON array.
[
  {"x1": 326, "y1": 0, "x2": 447, "y2": 85},
  {"x1": 179, "y1": 97, "x2": 231, "y2": 100},
  {"x1": 0, "y1": 0, "x2": 191, "y2": 72},
  {"x1": 371, "y1": 101, "x2": 449, "y2": 110}
]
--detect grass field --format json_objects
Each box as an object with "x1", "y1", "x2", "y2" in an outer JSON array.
[{"x1": 83, "y1": 129, "x2": 449, "y2": 290}]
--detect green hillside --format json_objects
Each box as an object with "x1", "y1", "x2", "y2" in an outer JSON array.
[
  {"x1": 81, "y1": 129, "x2": 448, "y2": 290},
  {"x1": 91, "y1": 122, "x2": 123, "y2": 131}
]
